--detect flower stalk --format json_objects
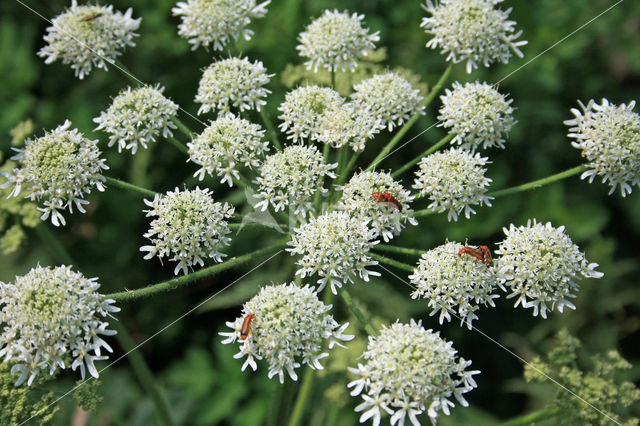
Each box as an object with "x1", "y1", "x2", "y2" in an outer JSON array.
[
  {"x1": 391, "y1": 133, "x2": 454, "y2": 178},
  {"x1": 105, "y1": 176, "x2": 157, "y2": 198},
  {"x1": 368, "y1": 252, "x2": 415, "y2": 272},
  {"x1": 373, "y1": 244, "x2": 424, "y2": 257},
  {"x1": 339, "y1": 286, "x2": 378, "y2": 336}
]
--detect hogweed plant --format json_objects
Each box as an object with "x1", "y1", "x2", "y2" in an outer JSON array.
[{"x1": 1, "y1": 0, "x2": 639, "y2": 425}]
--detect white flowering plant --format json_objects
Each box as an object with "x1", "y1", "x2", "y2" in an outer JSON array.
[{"x1": 1, "y1": 0, "x2": 639, "y2": 425}]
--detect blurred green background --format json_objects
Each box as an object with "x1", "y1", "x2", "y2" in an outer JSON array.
[{"x1": 1, "y1": 0, "x2": 639, "y2": 424}]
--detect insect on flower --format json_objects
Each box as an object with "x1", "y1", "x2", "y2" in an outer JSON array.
[
  {"x1": 240, "y1": 313, "x2": 255, "y2": 340},
  {"x1": 458, "y1": 245, "x2": 492, "y2": 264},
  {"x1": 372, "y1": 192, "x2": 402, "y2": 211},
  {"x1": 81, "y1": 12, "x2": 103, "y2": 21}
]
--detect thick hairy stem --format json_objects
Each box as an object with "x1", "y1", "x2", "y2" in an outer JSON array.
[
  {"x1": 112, "y1": 321, "x2": 175, "y2": 426},
  {"x1": 391, "y1": 133, "x2": 455, "y2": 178},
  {"x1": 105, "y1": 176, "x2": 157, "y2": 198},
  {"x1": 35, "y1": 224, "x2": 75, "y2": 265},
  {"x1": 106, "y1": 243, "x2": 288, "y2": 301},
  {"x1": 260, "y1": 108, "x2": 282, "y2": 151},
  {"x1": 499, "y1": 407, "x2": 561, "y2": 426},
  {"x1": 368, "y1": 252, "x2": 414, "y2": 272},
  {"x1": 373, "y1": 244, "x2": 423, "y2": 257},
  {"x1": 170, "y1": 116, "x2": 194, "y2": 140},
  {"x1": 167, "y1": 136, "x2": 189, "y2": 155},
  {"x1": 365, "y1": 63, "x2": 454, "y2": 171},
  {"x1": 287, "y1": 368, "x2": 315, "y2": 426},
  {"x1": 487, "y1": 165, "x2": 587, "y2": 198},
  {"x1": 339, "y1": 287, "x2": 377, "y2": 336}
]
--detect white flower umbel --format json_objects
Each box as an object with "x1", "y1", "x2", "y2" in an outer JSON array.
[
  {"x1": 495, "y1": 219, "x2": 604, "y2": 318},
  {"x1": 297, "y1": 9, "x2": 380, "y2": 72},
  {"x1": 93, "y1": 85, "x2": 178, "y2": 154},
  {"x1": 278, "y1": 85, "x2": 345, "y2": 143},
  {"x1": 565, "y1": 98, "x2": 640, "y2": 196},
  {"x1": 0, "y1": 265, "x2": 119, "y2": 386},
  {"x1": 337, "y1": 171, "x2": 417, "y2": 242},
  {"x1": 421, "y1": 0, "x2": 527, "y2": 73},
  {"x1": 38, "y1": 1, "x2": 140, "y2": 79},
  {"x1": 220, "y1": 283, "x2": 353, "y2": 383},
  {"x1": 413, "y1": 148, "x2": 493, "y2": 221},
  {"x1": 348, "y1": 320, "x2": 479, "y2": 426},
  {"x1": 253, "y1": 145, "x2": 337, "y2": 217},
  {"x1": 172, "y1": 0, "x2": 270, "y2": 51},
  {"x1": 351, "y1": 73, "x2": 425, "y2": 132},
  {"x1": 195, "y1": 57, "x2": 273, "y2": 115},
  {"x1": 439, "y1": 81, "x2": 516, "y2": 151},
  {"x1": 0, "y1": 120, "x2": 108, "y2": 227},
  {"x1": 287, "y1": 211, "x2": 380, "y2": 294},
  {"x1": 409, "y1": 241, "x2": 501, "y2": 329},
  {"x1": 187, "y1": 113, "x2": 269, "y2": 186},
  {"x1": 140, "y1": 187, "x2": 234, "y2": 275},
  {"x1": 314, "y1": 103, "x2": 383, "y2": 151}
]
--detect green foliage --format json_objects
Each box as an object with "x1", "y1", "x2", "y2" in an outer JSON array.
[
  {"x1": 524, "y1": 329, "x2": 640, "y2": 425},
  {"x1": 73, "y1": 379, "x2": 104, "y2": 412},
  {"x1": 0, "y1": 362, "x2": 58, "y2": 425}
]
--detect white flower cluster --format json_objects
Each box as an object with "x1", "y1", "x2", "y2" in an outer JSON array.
[
  {"x1": 413, "y1": 148, "x2": 493, "y2": 221},
  {"x1": 421, "y1": 0, "x2": 527, "y2": 73},
  {"x1": 314, "y1": 103, "x2": 383, "y2": 152},
  {"x1": 495, "y1": 219, "x2": 604, "y2": 318},
  {"x1": 409, "y1": 241, "x2": 501, "y2": 329},
  {"x1": 351, "y1": 73, "x2": 425, "y2": 131},
  {"x1": 187, "y1": 113, "x2": 269, "y2": 186},
  {"x1": 348, "y1": 320, "x2": 479, "y2": 426},
  {"x1": 140, "y1": 187, "x2": 234, "y2": 275},
  {"x1": 565, "y1": 98, "x2": 640, "y2": 197},
  {"x1": 278, "y1": 85, "x2": 345, "y2": 142},
  {"x1": 0, "y1": 120, "x2": 108, "y2": 227},
  {"x1": 253, "y1": 145, "x2": 337, "y2": 216},
  {"x1": 93, "y1": 85, "x2": 178, "y2": 154},
  {"x1": 38, "y1": 1, "x2": 140, "y2": 79},
  {"x1": 337, "y1": 171, "x2": 417, "y2": 242},
  {"x1": 439, "y1": 81, "x2": 516, "y2": 151},
  {"x1": 195, "y1": 57, "x2": 273, "y2": 115},
  {"x1": 220, "y1": 283, "x2": 353, "y2": 383},
  {"x1": 172, "y1": 0, "x2": 270, "y2": 51},
  {"x1": 287, "y1": 211, "x2": 380, "y2": 294},
  {"x1": 297, "y1": 9, "x2": 380, "y2": 72},
  {"x1": 0, "y1": 265, "x2": 119, "y2": 386}
]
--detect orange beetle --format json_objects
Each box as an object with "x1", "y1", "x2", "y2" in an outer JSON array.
[
  {"x1": 372, "y1": 192, "x2": 402, "y2": 211},
  {"x1": 81, "y1": 12, "x2": 102, "y2": 21},
  {"x1": 458, "y1": 245, "x2": 492, "y2": 265},
  {"x1": 240, "y1": 313, "x2": 255, "y2": 340}
]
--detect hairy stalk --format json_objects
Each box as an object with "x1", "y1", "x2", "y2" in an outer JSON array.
[
  {"x1": 106, "y1": 242, "x2": 288, "y2": 301},
  {"x1": 228, "y1": 222, "x2": 288, "y2": 231},
  {"x1": 365, "y1": 63, "x2": 454, "y2": 171},
  {"x1": 373, "y1": 244, "x2": 424, "y2": 257},
  {"x1": 335, "y1": 151, "x2": 361, "y2": 186},
  {"x1": 368, "y1": 252, "x2": 414, "y2": 272},
  {"x1": 340, "y1": 286, "x2": 377, "y2": 336},
  {"x1": 35, "y1": 224, "x2": 75, "y2": 265},
  {"x1": 259, "y1": 108, "x2": 282, "y2": 151},
  {"x1": 314, "y1": 143, "x2": 332, "y2": 212},
  {"x1": 167, "y1": 136, "x2": 189, "y2": 154},
  {"x1": 499, "y1": 407, "x2": 562, "y2": 426},
  {"x1": 487, "y1": 165, "x2": 588, "y2": 198},
  {"x1": 412, "y1": 208, "x2": 436, "y2": 218},
  {"x1": 391, "y1": 133, "x2": 455, "y2": 178},
  {"x1": 105, "y1": 176, "x2": 157, "y2": 198},
  {"x1": 330, "y1": 69, "x2": 336, "y2": 90},
  {"x1": 112, "y1": 321, "x2": 175, "y2": 426},
  {"x1": 170, "y1": 116, "x2": 194, "y2": 140}
]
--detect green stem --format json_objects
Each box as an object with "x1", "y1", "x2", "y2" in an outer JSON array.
[
  {"x1": 339, "y1": 286, "x2": 377, "y2": 336},
  {"x1": 112, "y1": 321, "x2": 175, "y2": 426},
  {"x1": 487, "y1": 165, "x2": 587, "y2": 198},
  {"x1": 368, "y1": 252, "x2": 414, "y2": 273},
  {"x1": 391, "y1": 133, "x2": 455, "y2": 178},
  {"x1": 331, "y1": 69, "x2": 336, "y2": 90},
  {"x1": 260, "y1": 108, "x2": 282, "y2": 151},
  {"x1": 167, "y1": 136, "x2": 189, "y2": 155},
  {"x1": 366, "y1": 63, "x2": 453, "y2": 171},
  {"x1": 106, "y1": 243, "x2": 287, "y2": 301},
  {"x1": 373, "y1": 244, "x2": 423, "y2": 257},
  {"x1": 287, "y1": 368, "x2": 315, "y2": 426},
  {"x1": 499, "y1": 407, "x2": 561, "y2": 426},
  {"x1": 314, "y1": 143, "x2": 331, "y2": 212},
  {"x1": 35, "y1": 224, "x2": 75, "y2": 265},
  {"x1": 228, "y1": 222, "x2": 288, "y2": 231},
  {"x1": 170, "y1": 116, "x2": 194, "y2": 140},
  {"x1": 105, "y1": 176, "x2": 157, "y2": 198},
  {"x1": 335, "y1": 151, "x2": 361, "y2": 186},
  {"x1": 412, "y1": 208, "x2": 436, "y2": 218}
]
